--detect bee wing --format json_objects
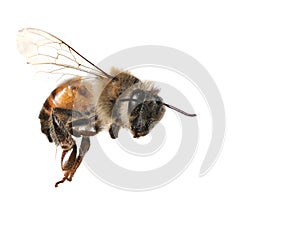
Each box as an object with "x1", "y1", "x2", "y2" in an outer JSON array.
[{"x1": 17, "y1": 28, "x2": 112, "y2": 81}]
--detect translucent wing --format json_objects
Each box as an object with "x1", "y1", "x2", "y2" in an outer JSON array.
[{"x1": 17, "y1": 28, "x2": 112, "y2": 80}]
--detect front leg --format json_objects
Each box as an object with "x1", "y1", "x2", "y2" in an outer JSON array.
[{"x1": 109, "y1": 123, "x2": 120, "y2": 139}]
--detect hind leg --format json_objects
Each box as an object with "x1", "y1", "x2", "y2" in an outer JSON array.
[
  {"x1": 55, "y1": 137, "x2": 90, "y2": 187},
  {"x1": 51, "y1": 109, "x2": 78, "y2": 187},
  {"x1": 66, "y1": 137, "x2": 90, "y2": 182},
  {"x1": 51, "y1": 108, "x2": 98, "y2": 187}
]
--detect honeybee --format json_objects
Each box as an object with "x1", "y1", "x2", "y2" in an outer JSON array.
[{"x1": 17, "y1": 28, "x2": 196, "y2": 187}]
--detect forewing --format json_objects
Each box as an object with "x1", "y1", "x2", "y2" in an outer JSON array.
[{"x1": 17, "y1": 28, "x2": 111, "y2": 81}]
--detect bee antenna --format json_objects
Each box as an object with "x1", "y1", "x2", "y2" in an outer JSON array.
[
  {"x1": 162, "y1": 103, "x2": 197, "y2": 117},
  {"x1": 119, "y1": 99, "x2": 196, "y2": 117}
]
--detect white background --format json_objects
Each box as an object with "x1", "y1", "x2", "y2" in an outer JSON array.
[{"x1": 1, "y1": 0, "x2": 300, "y2": 233}]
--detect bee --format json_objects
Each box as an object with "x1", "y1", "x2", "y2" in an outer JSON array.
[{"x1": 17, "y1": 28, "x2": 196, "y2": 187}]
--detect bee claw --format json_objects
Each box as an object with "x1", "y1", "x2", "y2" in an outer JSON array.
[
  {"x1": 54, "y1": 176, "x2": 68, "y2": 187},
  {"x1": 54, "y1": 181, "x2": 62, "y2": 188}
]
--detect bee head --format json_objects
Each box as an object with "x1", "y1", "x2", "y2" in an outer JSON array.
[
  {"x1": 119, "y1": 88, "x2": 197, "y2": 139},
  {"x1": 127, "y1": 89, "x2": 166, "y2": 138}
]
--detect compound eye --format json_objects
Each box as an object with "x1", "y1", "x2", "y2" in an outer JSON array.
[
  {"x1": 128, "y1": 90, "x2": 145, "y2": 114},
  {"x1": 131, "y1": 90, "x2": 145, "y2": 102}
]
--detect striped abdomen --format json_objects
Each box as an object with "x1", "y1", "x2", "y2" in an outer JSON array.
[{"x1": 39, "y1": 78, "x2": 99, "y2": 143}]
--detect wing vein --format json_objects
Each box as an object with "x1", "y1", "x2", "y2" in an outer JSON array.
[{"x1": 17, "y1": 28, "x2": 113, "y2": 81}]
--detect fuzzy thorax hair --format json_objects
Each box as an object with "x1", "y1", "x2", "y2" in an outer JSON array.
[{"x1": 95, "y1": 67, "x2": 161, "y2": 129}]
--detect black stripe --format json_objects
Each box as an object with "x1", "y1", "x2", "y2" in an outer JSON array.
[
  {"x1": 43, "y1": 99, "x2": 52, "y2": 110},
  {"x1": 39, "y1": 106, "x2": 50, "y2": 120}
]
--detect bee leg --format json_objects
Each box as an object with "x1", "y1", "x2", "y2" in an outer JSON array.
[
  {"x1": 109, "y1": 123, "x2": 120, "y2": 139},
  {"x1": 69, "y1": 116, "x2": 101, "y2": 137},
  {"x1": 67, "y1": 137, "x2": 90, "y2": 182},
  {"x1": 55, "y1": 174, "x2": 70, "y2": 187},
  {"x1": 54, "y1": 144, "x2": 78, "y2": 187},
  {"x1": 61, "y1": 144, "x2": 77, "y2": 171},
  {"x1": 51, "y1": 109, "x2": 93, "y2": 186},
  {"x1": 69, "y1": 116, "x2": 95, "y2": 127},
  {"x1": 51, "y1": 110, "x2": 78, "y2": 187}
]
